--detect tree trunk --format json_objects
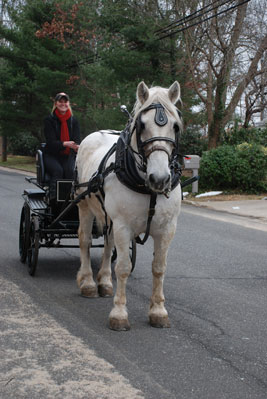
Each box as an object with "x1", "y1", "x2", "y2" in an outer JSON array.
[
  {"x1": 208, "y1": 72, "x2": 227, "y2": 148},
  {"x1": 208, "y1": 117, "x2": 222, "y2": 149},
  {"x1": 170, "y1": 37, "x2": 176, "y2": 81},
  {"x1": 243, "y1": 110, "x2": 251, "y2": 129},
  {"x1": 207, "y1": 19, "x2": 215, "y2": 131},
  {"x1": 207, "y1": 1, "x2": 248, "y2": 148},
  {"x1": 223, "y1": 34, "x2": 267, "y2": 127},
  {"x1": 1, "y1": 136, "x2": 7, "y2": 162}
]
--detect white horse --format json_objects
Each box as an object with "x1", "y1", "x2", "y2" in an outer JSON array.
[{"x1": 75, "y1": 81, "x2": 183, "y2": 330}]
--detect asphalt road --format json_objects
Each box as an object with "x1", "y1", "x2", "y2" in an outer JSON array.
[{"x1": 0, "y1": 168, "x2": 267, "y2": 399}]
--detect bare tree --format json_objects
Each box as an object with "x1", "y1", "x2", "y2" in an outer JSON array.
[
  {"x1": 180, "y1": 0, "x2": 267, "y2": 148},
  {"x1": 243, "y1": 74, "x2": 267, "y2": 127}
]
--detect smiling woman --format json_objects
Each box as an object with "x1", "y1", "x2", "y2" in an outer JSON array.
[{"x1": 43, "y1": 92, "x2": 81, "y2": 199}]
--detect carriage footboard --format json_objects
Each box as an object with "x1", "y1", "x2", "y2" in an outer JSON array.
[{"x1": 22, "y1": 188, "x2": 47, "y2": 211}]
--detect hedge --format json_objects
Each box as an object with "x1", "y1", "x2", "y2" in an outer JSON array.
[{"x1": 199, "y1": 143, "x2": 267, "y2": 193}]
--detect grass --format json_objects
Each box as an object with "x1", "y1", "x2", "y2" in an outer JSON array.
[{"x1": 0, "y1": 155, "x2": 36, "y2": 173}]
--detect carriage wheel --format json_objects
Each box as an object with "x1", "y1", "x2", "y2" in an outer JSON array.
[
  {"x1": 27, "y1": 216, "x2": 40, "y2": 276},
  {"x1": 19, "y1": 203, "x2": 30, "y2": 263},
  {"x1": 111, "y1": 240, "x2": 137, "y2": 273}
]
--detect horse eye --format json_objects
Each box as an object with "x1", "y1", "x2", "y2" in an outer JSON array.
[
  {"x1": 140, "y1": 122, "x2": 145, "y2": 131},
  {"x1": 174, "y1": 123, "x2": 179, "y2": 133}
]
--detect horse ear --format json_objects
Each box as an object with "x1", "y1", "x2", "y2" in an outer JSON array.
[
  {"x1": 137, "y1": 81, "x2": 149, "y2": 104},
  {"x1": 168, "y1": 81, "x2": 180, "y2": 104}
]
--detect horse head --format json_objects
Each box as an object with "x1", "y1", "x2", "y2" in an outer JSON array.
[{"x1": 131, "y1": 81, "x2": 183, "y2": 194}]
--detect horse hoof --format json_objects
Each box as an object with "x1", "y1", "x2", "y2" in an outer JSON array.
[
  {"x1": 98, "y1": 285, "x2": 113, "y2": 297},
  {"x1": 109, "y1": 318, "x2": 130, "y2": 331},
  {"x1": 81, "y1": 285, "x2": 98, "y2": 298},
  {"x1": 149, "y1": 315, "x2": 170, "y2": 328}
]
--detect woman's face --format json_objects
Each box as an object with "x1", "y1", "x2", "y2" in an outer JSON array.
[{"x1": 56, "y1": 98, "x2": 69, "y2": 114}]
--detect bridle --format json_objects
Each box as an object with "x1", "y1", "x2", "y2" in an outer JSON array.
[{"x1": 130, "y1": 103, "x2": 181, "y2": 172}]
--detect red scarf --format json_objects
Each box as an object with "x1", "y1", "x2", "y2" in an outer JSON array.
[{"x1": 55, "y1": 108, "x2": 72, "y2": 155}]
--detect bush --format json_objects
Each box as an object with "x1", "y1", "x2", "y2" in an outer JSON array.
[
  {"x1": 8, "y1": 133, "x2": 39, "y2": 156},
  {"x1": 179, "y1": 127, "x2": 208, "y2": 157},
  {"x1": 223, "y1": 124, "x2": 267, "y2": 146},
  {"x1": 199, "y1": 143, "x2": 267, "y2": 193}
]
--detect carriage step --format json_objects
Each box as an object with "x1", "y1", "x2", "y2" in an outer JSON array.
[
  {"x1": 24, "y1": 188, "x2": 45, "y2": 196},
  {"x1": 23, "y1": 188, "x2": 47, "y2": 210},
  {"x1": 28, "y1": 198, "x2": 47, "y2": 211}
]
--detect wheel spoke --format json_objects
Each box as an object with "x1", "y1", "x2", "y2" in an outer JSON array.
[
  {"x1": 19, "y1": 204, "x2": 30, "y2": 263},
  {"x1": 27, "y1": 216, "x2": 39, "y2": 276}
]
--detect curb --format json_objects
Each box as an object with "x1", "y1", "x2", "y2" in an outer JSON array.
[
  {"x1": 182, "y1": 199, "x2": 267, "y2": 223},
  {"x1": 0, "y1": 166, "x2": 36, "y2": 177}
]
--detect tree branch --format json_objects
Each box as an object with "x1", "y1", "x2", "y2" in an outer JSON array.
[
  {"x1": 223, "y1": 34, "x2": 267, "y2": 125},
  {"x1": 184, "y1": 31, "x2": 207, "y2": 104}
]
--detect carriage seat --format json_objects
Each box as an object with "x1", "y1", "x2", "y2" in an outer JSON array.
[{"x1": 36, "y1": 144, "x2": 51, "y2": 187}]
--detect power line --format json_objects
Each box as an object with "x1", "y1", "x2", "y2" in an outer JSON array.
[
  {"x1": 155, "y1": 0, "x2": 234, "y2": 35},
  {"x1": 156, "y1": 0, "x2": 251, "y2": 40}
]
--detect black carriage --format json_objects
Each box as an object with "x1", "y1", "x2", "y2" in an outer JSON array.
[{"x1": 19, "y1": 146, "x2": 136, "y2": 276}]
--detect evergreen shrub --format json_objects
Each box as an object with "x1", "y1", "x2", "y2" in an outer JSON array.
[
  {"x1": 179, "y1": 127, "x2": 208, "y2": 157},
  {"x1": 199, "y1": 143, "x2": 267, "y2": 193},
  {"x1": 223, "y1": 125, "x2": 267, "y2": 146},
  {"x1": 8, "y1": 133, "x2": 39, "y2": 156}
]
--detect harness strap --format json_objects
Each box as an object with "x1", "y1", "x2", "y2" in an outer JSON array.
[
  {"x1": 73, "y1": 143, "x2": 118, "y2": 240},
  {"x1": 144, "y1": 144, "x2": 170, "y2": 159},
  {"x1": 48, "y1": 189, "x2": 88, "y2": 229},
  {"x1": 135, "y1": 193, "x2": 157, "y2": 245},
  {"x1": 75, "y1": 143, "x2": 117, "y2": 194},
  {"x1": 95, "y1": 193, "x2": 111, "y2": 241},
  {"x1": 181, "y1": 175, "x2": 199, "y2": 188},
  {"x1": 141, "y1": 103, "x2": 168, "y2": 126}
]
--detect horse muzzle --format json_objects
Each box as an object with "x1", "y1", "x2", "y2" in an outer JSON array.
[{"x1": 146, "y1": 171, "x2": 171, "y2": 193}]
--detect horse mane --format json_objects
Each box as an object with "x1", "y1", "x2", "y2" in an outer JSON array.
[{"x1": 131, "y1": 85, "x2": 183, "y2": 133}]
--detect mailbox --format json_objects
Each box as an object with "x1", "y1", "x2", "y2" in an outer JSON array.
[
  {"x1": 184, "y1": 155, "x2": 200, "y2": 170},
  {"x1": 183, "y1": 155, "x2": 200, "y2": 193}
]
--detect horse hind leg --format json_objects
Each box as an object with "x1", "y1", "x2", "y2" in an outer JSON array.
[
  {"x1": 97, "y1": 231, "x2": 114, "y2": 297},
  {"x1": 149, "y1": 235, "x2": 173, "y2": 328},
  {"x1": 77, "y1": 202, "x2": 98, "y2": 298}
]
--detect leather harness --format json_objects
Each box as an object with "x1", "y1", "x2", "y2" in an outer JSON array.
[{"x1": 74, "y1": 103, "x2": 184, "y2": 245}]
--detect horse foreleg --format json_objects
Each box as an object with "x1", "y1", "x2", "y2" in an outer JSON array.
[
  {"x1": 77, "y1": 201, "x2": 98, "y2": 297},
  {"x1": 149, "y1": 234, "x2": 174, "y2": 328},
  {"x1": 97, "y1": 232, "x2": 114, "y2": 297},
  {"x1": 109, "y1": 229, "x2": 131, "y2": 331}
]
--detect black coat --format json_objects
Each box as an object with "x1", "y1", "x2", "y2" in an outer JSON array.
[{"x1": 43, "y1": 112, "x2": 80, "y2": 156}]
